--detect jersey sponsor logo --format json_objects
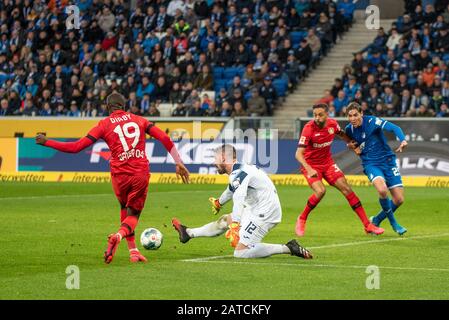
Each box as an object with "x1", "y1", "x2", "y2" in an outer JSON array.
[
  {"x1": 312, "y1": 140, "x2": 333, "y2": 148},
  {"x1": 299, "y1": 136, "x2": 306, "y2": 145},
  {"x1": 118, "y1": 148, "x2": 146, "y2": 161},
  {"x1": 314, "y1": 133, "x2": 321, "y2": 137},
  {"x1": 328, "y1": 128, "x2": 334, "y2": 134}
]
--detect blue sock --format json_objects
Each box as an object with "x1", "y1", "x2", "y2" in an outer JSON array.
[
  {"x1": 376, "y1": 199, "x2": 398, "y2": 223},
  {"x1": 379, "y1": 198, "x2": 398, "y2": 227},
  {"x1": 391, "y1": 200, "x2": 398, "y2": 212}
]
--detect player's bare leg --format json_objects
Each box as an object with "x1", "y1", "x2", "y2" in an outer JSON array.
[
  {"x1": 234, "y1": 241, "x2": 313, "y2": 259},
  {"x1": 333, "y1": 177, "x2": 384, "y2": 235},
  {"x1": 371, "y1": 181, "x2": 407, "y2": 235},
  {"x1": 172, "y1": 215, "x2": 230, "y2": 243},
  {"x1": 296, "y1": 181, "x2": 326, "y2": 236},
  {"x1": 119, "y1": 206, "x2": 147, "y2": 263},
  {"x1": 105, "y1": 207, "x2": 142, "y2": 264}
]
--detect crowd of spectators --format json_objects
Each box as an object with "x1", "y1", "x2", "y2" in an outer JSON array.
[
  {"x1": 0, "y1": 0, "x2": 353, "y2": 118},
  {"x1": 317, "y1": 0, "x2": 449, "y2": 118}
]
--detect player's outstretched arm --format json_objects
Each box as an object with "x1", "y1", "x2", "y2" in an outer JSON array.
[
  {"x1": 208, "y1": 186, "x2": 233, "y2": 215},
  {"x1": 35, "y1": 134, "x2": 94, "y2": 153},
  {"x1": 382, "y1": 121, "x2": 408, "y2": 153},
  {"x1": 147, "y1": 124, "x2": 190, "y2": 183}
]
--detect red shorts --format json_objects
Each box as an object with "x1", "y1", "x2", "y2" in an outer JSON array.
[
  {"x1": 111, "y1": 173, "x2": 150, "y2": 211},
  {"x1": 301, "y1": 162, "x2": 345, "y2": 187}
]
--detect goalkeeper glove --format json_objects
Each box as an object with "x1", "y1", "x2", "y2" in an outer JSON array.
[
  {"x1": 225, "y1": 222, "x2": 240, "y2": 248},
  {"x1": 208, "y1": 197, "x2": 221, "y2": 215}
]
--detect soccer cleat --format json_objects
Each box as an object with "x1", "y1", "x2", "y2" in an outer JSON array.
[
  {"x1": 295, "y1": 218, "x2": 307, "y2": 237},
  {"x1": 286, "y1": 239, "x2": 313, "y2": 259},
  {"x1": 370, "y1": 215, "x2": 381, "y2": 227},
  {"x1": 364, "y1": 223, "x2": 385, "y2": 235},
  {"x1": 129, "y1": 249, "x2": 147, "y2": 263},
  {"x1": 392, "y1": 224, "x2": 407, "y2": 236},
  {"x1": 104, "y1": 233, "x2": 121, "y2": 264},
  {"x1": 172, "y1": 218, "x2": 191, "y2": 243}
]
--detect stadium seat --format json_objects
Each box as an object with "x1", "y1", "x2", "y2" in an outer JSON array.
[
  {"x1": 236, "y1": 66, "x2": 245, "y2": 78},
  {"x1": 273, "y1": 79, "x2": 288, "y2": 97},
  {"x1": 223, "y1": 67, "x2": 240, "y2": 80},
  {"x1": 290, "y1": 31, "x2": 306, "y2": 46},
  {"x1": 213, "y1": 67, "x2": 224, "y2": 79},
  {"x1": 0, "y1": 74, "x2": 9, "y2": 85},
  {"x1": 158, "y1": 103, "x2": 173, "y2": 117},
  {"x1": 214, "y1": 79, "x2": 227, "y2": 92},
  {"x1": 443, "y1": 53, "x2": 449, "y2": 63}
]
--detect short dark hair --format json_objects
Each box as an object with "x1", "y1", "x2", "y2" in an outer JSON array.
[
  {"x1": 346, "y1": 102, "x2": 362, "y2": 114},
  {"x1": 215, "y1": 144, "x2": 236, "y2": 159},
  {"x1": 313, "y1": 103, "x2": 329, "y2": 112},
  {"x1": 106, "y1": 92, "x2": 126, "y2": 110}
]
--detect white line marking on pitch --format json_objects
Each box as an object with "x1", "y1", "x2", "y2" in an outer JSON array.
[
  {"x1": 181, "y1": 233, "x2": 449, "y2": 263},
  {"x1": 186, "y1": 260, "x2": 449, "y2": 273}
]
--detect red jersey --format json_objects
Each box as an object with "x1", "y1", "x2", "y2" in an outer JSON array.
[
  {"x1": 298, "y1": 118, "x2": 341, "y2": 165},
  {"x1": 87, "y1": 110, "x2": 154, "y2": 175}
]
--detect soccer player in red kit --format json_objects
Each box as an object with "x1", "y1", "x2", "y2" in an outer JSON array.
[
  {"x1": 295, "y1": 104, "x2": 384, "y2": 236},
  {"x1": 35, "y1": 93, "x2": 190, "y2": 264}
]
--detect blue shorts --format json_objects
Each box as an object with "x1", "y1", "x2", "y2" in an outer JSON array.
[{"x1": 363, "y1": 156, "x2": 403, "y2": 189}]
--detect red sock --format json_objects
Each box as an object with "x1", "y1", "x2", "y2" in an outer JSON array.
[
  {"x1": 120, "y1": 208, "x2": 127, "y2": 222},
  {"x1": 118, "y1": 215, "x2": 139, "y2": 238},
  {"x1": 120, "y1": 208, "x2": 138, "y2": 250},
  {"x1": 300, "y1": 194, "x2": 321, "y2": 221},
  {"x1": 346, "y1": 192, "x2": 369, "y2": 227}
]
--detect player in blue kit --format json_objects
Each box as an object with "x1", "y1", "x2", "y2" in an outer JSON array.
[{"x1": 345, "y1": 103, "x2": 408, "y2": 235}]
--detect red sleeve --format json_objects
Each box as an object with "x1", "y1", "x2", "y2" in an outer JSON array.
[
  {"x1": 43, "y1": 122, "x2": 101, "y2": 153},
  {"x1": 44, "y1": 136, "x2": 94, "y2": 153},
  {"x1": 147, "y1": 124, "x2": 182, "y2": 164},
  {"x1": 298, "y1": 124, "x2": 312, "y2": 148},
  {"x1": 333, "y1": 119, "x2": 342, "y2": 134},
  {"x1": 87, "y1": 122, "x2": 104, "y2": 141}
]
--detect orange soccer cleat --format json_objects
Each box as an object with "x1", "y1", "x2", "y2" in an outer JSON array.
[
  {"x1": 104, "y1": 233, "x2": 122, "y2": 264},
  {"x1": 365, "y1": 223, "x2": 385, "y2": 235},
  {"x1": 295, "y1": 218, "x2": 307, "y2": 237},
  {"x1": 129, "y1": 249, "x2": 147, "y2": 263}
]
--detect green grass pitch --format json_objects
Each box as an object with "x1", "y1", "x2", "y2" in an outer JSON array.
[{"x1": 1, "y1": 182, "x2": 448, "y2": 300}]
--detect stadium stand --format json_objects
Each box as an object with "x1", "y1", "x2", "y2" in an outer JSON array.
[
  {"x1": 0, "y1": 0, "x2": 352, "y2": 118},
  {"x1": 319, "y1": 0, "x2": 449, "y2": 118}
]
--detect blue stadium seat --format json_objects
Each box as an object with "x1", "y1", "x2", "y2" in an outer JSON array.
[
  {"x1": 214, "y1": 79, "x2": 227, "y2": 92},
  {"x1": 408, "y1": 77, "x2": 417, "y2": 86},
  {"x1": 213, "y1": 67, "x2": 224, "y2": 79},
  {"x1": 236, "y1": 66, "x2": 245, "y2": 78},
  {"x1": 273, "y1": 79, "x2": 288, "y2": 97},
  {"x1": 0, "y1": 74, "x2": 8, "y2": 85},
  {"x1": 223, "y1": 67, "x2": 240, "y2": 79},
  {"x1": 290, "y1": 31, "x2": 306, "y2": 45}
]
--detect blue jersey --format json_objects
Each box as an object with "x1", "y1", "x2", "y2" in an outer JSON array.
[{"x1": 345, "y1": 116, "x2": 405, "y2": 166}]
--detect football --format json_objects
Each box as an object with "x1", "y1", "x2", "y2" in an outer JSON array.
[{"x1": 140, "y1": 228, "x2": 163, "y2": 250}]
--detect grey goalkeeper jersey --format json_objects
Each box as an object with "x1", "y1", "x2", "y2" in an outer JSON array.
[{"x1": 219, "y1": 163, "x2": 282, "y2": 223}]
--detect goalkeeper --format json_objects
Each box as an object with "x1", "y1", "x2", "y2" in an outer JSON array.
[{"x1": 172, "y1": 144, "x2": 312, "y2": 259}]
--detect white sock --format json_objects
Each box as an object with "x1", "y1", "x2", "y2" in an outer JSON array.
[
  {"x1": 234, "y1": 243, "x2": 290, "y2": 259},
  {"x1": 187, "y1": 215, "x2": 229, "y2": 238}
]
